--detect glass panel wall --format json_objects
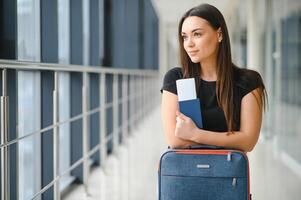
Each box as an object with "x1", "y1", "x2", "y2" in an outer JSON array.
[
  {"x1": 58, "y1": 0, "x2": 73, "y2": 191},
  {"x1": 275, "y1": 0, "x2": 301, "y2": 164},
  {"x1": 17, "y1": 72, "x2": 41, "y2": 200},
  {"x1": 58, "y1": 73, "x2": 72, "y2": 190},
  {"x1": 17, "y1": 0, "x2": 41, "y2": 199}
]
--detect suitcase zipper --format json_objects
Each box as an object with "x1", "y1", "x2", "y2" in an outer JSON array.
[
  {"x1": 227, "y1": 152, "x2": 232, "y2": 161},
  {"x1": 176, "y1": 150, "x2": 233, "y2": 162},
  {"x1": 196, "y1": 164, "x2": 210, "y2": 169}
]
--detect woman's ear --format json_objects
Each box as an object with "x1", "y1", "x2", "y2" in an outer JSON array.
[{"x1": 217, "y1": 28, "x2": 223, "y2": 42}]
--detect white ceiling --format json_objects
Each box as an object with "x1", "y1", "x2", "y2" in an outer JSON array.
[{"x1": 151, "y1": 0, "x2": 240, "y2": 26}]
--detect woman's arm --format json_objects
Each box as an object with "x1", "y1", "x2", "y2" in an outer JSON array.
[
  {"x1": 175, "y1": 88, "x2": 263, "y2": 152},
  {"x1": 161, "y1": 90, "x2": 200, "y2": 148}
]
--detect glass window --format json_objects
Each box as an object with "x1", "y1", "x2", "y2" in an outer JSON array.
[
  {"x1": 83, "y1": 0, "x2": 90, "y2": 65},
  {"x1": 17, "y1": 71, "x2": 41, "y2": 200},
  {"x1": 278, "y1": 7, "x2": 301, "y2": 163},
  {"x1": 58, "y1": 0, "x2": 70, "y2": 64},
  {"x1": 17, "y1": 0, "x2": 41, "y2": 199},
  {"x1": 58, "y1": 0, "x2": 73, "y2": 191},
  {"x1": 17, "y1": 0, "x2": 40, "y2": 62},
  {"x1": 99, "y1": 0, "x2": 105, "y2": 63},
  {"x1": 58, "y1": 73, "x2": 72, "y2": 190},
  {"x1": 265, "y1": 0, "x2": 301, "y2": 171}
]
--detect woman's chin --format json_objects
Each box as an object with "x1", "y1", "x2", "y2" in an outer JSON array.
[{"x1": 190, "y1": 58, "x2": 201, "y2": 63}]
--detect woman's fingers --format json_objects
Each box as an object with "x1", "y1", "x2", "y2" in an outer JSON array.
[
  {"x1": 176, "y1": 116, "x2": 183, "y2": 124},
  {"x1": 176, "y1": 111, "x2": 190, "y2": 121}
]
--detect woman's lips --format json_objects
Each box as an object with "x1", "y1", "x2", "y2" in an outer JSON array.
[{"x1": 188, "y1": 50, "x2": 199, "y2": 55}]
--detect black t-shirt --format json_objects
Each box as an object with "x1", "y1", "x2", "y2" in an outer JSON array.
[{"x1": 160, "y1": 67, "x2": 262, "y2": 132}]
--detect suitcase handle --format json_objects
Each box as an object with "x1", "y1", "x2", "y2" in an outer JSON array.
[{"x1": 188, "y1": 145, "x2": 225, "y2": 149}]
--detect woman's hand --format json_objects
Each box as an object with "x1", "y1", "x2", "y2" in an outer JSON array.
[{"x1": 175, "y1": 111, "x2": 198, "y2": 141}]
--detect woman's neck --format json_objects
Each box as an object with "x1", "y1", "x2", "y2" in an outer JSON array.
[{"x1": 200, "y1": 59, "x2": 217, "y2": 81}]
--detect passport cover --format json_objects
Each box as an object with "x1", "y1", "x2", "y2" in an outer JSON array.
[{"x1": 179, "y1": 99, "x2": 203, "y2": 128}]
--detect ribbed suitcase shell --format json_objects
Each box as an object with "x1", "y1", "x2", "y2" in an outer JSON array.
[{"x1": 158, "y1": 149, "x2": 251, "y2": 200}]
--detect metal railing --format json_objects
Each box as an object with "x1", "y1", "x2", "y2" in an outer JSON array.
[{"x1": 0, "y1": 59, "x2": 159, "y2": 200}]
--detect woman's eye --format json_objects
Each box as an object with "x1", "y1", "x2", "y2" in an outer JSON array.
[
  {"x1": 194, "y1": 32, "x2": 202, "y2": 37},
  {"x1": 182, "y1": 35, "x2": 188, "y2": 40}
]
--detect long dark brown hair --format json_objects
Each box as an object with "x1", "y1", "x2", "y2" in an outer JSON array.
[{"x1": 178, "y1": 4, "x2": 267, "y2": 131}]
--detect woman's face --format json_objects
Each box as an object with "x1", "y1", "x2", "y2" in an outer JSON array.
[{"x1": 181, "y1": 16, "x2": 222, "y2": 64}]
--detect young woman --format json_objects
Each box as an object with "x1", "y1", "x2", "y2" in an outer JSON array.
[{"x1": 160, "y1": 4, "x2": 267, "y2": 152}]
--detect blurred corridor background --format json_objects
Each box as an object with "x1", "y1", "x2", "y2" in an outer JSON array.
[{"x1": 0, "y1": 0, "x2": 300, "y2": 199}]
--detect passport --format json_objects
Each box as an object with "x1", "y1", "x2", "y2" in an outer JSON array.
[
  {"x1": 179, "y1": 99, "x2": 203, "y2": 128},
  {"x1": 176, "y1": 78, "x2": 203, "y2": 128}
]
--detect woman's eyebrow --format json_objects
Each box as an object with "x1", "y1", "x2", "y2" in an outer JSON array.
[{"x1": 181, "y1": 28, "x2": 204, "y2": 34}]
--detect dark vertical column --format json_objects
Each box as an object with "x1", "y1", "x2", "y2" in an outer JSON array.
[
  {"x1": 103, "y1": 0, "x2": 112, "y2": 66},
  {"x1": 0, "y1": 0, "x2": 17, "y2": 59},
  {"x1": 89, "y1": 0, "x2": 100, "y2": 66},
  {"x1": 105, "y1": 74, "x2": 113, "y2": 154},
  {"x1": 138, "y1": 0, "x2": 144, "y2": 69},
  {"x1": 40, "y1": 72, "x2": 54, "y2": 200},
  {"x1": 143, "y1": 0, "x2": 159, "y2": 70},
  {"x1": 103, "y1": 0, "x2": 114, "y2": 155},
  {"x1": 70, "y1": 0, "x2": 84, "y2": 182},
  {"x1": 70, "y1": 73, "x2": 83, "y2": 181},
  {"x1": 124, "y1": 0, "x2": 140, "y2": 69},
  {"x1": 8, "y1": 70, "x2": 17, "y2": 200},
  {"x1": 0, "y1": 0, "x2": 17, "y2": 198},
  {"x1": 70, "y1": 0, "x2": 83, "y2": 65},
  {"x1": 40, "y1": 0, "x2": 58, "y2": 198},
  {"x1": 111, "y1": 0, "x2": 126, "y2": 68},
  {"x1": 41, "y1": 0, "x2": 58, "y2": 63},
  {"x1": 152, "y1": 6, "x2": 159, "y2": 69},
  {"x1": 89, "y1": 74, "x2": 100, "y2": 164},
  {"x1": 99, "y1": 0, "x2": 105, "y2": 65},
  {"x1": 143, "y1": 0, "x2": 150, "y2": 69},
  {"x1": 0, "y1": 71, "x2": 2, "y2": 199},
  {"x1": 127, "y1": 75, "x2": 131, "y2": 134},
  {"x1": 118, "y1": 75, "x2": 123, "y2": 144}
]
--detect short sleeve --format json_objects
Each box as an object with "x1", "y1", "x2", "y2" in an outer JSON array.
[
  {"x1": 239, "y1": 70, "x2": 263, "y2": 97},
  {"x1": 160, "y1": 67, "x2": 182, "y2": 95}
]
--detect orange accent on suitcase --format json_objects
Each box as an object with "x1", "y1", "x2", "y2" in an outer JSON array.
[{"x1": 175, "y1": 150, "x2": 230, "y2": 155}]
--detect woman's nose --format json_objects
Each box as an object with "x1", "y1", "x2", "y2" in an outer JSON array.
[{"x1": 186, "y1": 37, "x2": 194, "y2": 47}]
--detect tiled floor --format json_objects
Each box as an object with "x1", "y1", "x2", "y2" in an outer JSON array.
[{"x1": 63, "y1": 106, "x2": 301, "y2": 200}]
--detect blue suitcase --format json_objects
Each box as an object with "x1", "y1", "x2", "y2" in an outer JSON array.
[{"x1": 158, "y1": 146, "x2": 251, "y2": 200}]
